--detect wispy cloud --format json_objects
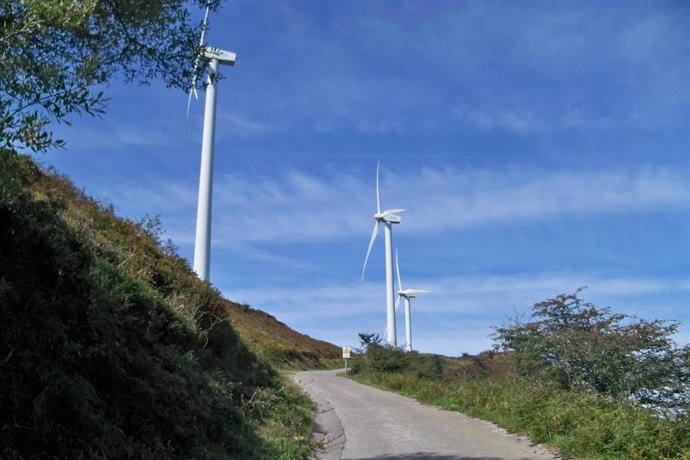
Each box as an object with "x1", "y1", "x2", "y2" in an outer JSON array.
[
  {"x1": 225, "y1": 2, "x2": 690, "y2": 135},
  {"x1": 399, "y1": 166, "x2": 690, "y2": 232},
  {"x1": 217, "y1": 111, "x2": 279, "y2": 137},
  {"x1": 206, "y1": 165, "x2": 690, "y2": 244},
  {"x1": 88, "y1": 164, "x2": 690, "y2": 248},
  {"x1": 57, "y1": 118, "x2": 184, "y2": 150},
  {"x1": 451, "y1": 106, "x2": 548, "y2": 135},
  {"x1": 211, "y1": 168, "x2": 369, "y2": 244}
]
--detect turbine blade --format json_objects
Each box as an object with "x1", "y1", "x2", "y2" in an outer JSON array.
[
  {"x1": 395, "y1": 249, "x2": 403, "y2": 291},
  {"x1": 187, "y1": 2, "x2": 211, "y2": 118},
  {"x1": 376, "y1": 161, "x2": 381, "y2": 215},
  {"x1": 395, "y1": 295, "x2": 401, "y2": 311},
  {"x1": 186, "y1": 88, "x2": 194, "y2": 120},
  {"x1": 199, "y1": 2, "x2": 211, "y2": 49},
  {"x1": 361, "y1": 222, "x2": 379, "y2": 280}
]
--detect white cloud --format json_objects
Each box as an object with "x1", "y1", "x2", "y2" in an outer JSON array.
[
  {"x1": 393, "y1": 166, "x2": 690, "y2": 232},
  {"x1": 72, "y1": 164, "x2": 690, "y2": 255},
  {"x1": 91, "y1": 164, "x2": 690, "y2": 248},
  {"x1": 211, "y1": 168, "x2": 370, "y2": 244},
  {"x1": 205, "y1": 165, "x2": 690, "y2": 245},
  {"x1": 59, "y1": 118, "x2": 182, "y2": 150},
  {"x1": 217, "y1": 111, "x2": 279, "y2": 136},
  {"x1": 166, "y1": 2, "x2": 690, "y2": 142},
  {"x1": 452, "y1": 106, "x2": 548, "y2": 135}
]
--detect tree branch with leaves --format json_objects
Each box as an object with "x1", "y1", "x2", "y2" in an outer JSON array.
[{"x1": 0, "y1": 0, "x2": 221, "y2": 153}]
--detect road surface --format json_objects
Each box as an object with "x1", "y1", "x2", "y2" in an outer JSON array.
[{"x1": 291, "y1": 370, "x2": 557, "y2": 460}]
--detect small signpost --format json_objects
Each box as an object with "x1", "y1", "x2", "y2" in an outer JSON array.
[{"x1": 342, "y1": 347, "x2": 351, "y2": 375}]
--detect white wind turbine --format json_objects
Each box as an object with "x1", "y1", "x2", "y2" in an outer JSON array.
[
  {"x1": 395, "y1": 250, "x2": 429, "y2": 352},
  {"x1": 189, "y1": 2, "x2": 236, "y2": 282},
  {"x1": 362, "y1": 163, "x2": 405, "y2": 347}
]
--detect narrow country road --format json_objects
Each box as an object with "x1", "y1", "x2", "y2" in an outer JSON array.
[{"x1": 291, "y1": 370, "x2": 557, "y2": 460}]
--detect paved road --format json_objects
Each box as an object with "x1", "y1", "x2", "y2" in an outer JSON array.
[{"x1": 291, "y1": 370, "x2": 557, "y2": 460}]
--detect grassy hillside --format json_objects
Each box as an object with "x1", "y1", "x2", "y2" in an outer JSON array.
[
  {"x1": 0, "y1": 150, "x2": 337, "y2": 458},
  {"x1": 227, "y1": 303, "x2": 340, "y2": 369}
]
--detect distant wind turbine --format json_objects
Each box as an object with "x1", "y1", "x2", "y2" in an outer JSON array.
[
  {"x1": 362, "y1": 163, "x2": 405, "y2": 347},
  {"x1": 190, "y1": 2, "x2": 236, "y2": 282},
  {"x1": 395, "y1": 250, "x2": 429, "y2": 352}
]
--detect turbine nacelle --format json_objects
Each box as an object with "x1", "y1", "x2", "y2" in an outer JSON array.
[
  {"x1": 395, "y1": 250, "x2": 430, "y2": 309},
  {"x1": 375, "y1": 209, "x2": 404, "y2": 224},
  {"x1": 203, "y1": 47, "x2": 236, "y2": 65},
  {"x1": 186, "y1": 3, "x2": 236, "y2": 116},
  {"x1": 398, "y1": 288, "x2": 430, "y2": 299}
]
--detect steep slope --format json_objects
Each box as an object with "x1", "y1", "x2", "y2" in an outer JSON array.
[
  {"x1": 227, "y1": 302, "x2": 340, "y2": 368},
  {"x1": 0, "y1": 150, "x2": 336, "y2": 458}
]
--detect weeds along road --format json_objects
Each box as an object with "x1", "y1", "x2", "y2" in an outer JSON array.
[{"x1": 292, "y1": 370, "x2": 557, "y2": 460}]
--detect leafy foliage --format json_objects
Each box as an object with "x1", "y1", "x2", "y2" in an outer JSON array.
[
  {"x1": 0, "y1": 0, "x2": 219, "y2": 152},
  {"x1": 351, "y1": 332, "x2": 444, "y2": 379},
  {"x1": 493, "y1": 289, "x2": 690, "y2": 411}
]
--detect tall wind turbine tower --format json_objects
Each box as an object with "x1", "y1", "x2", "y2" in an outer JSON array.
[
  {"x1": 395, "y1": 250, "x2": 429, "y2": 352},
  {"x1": 189, "y1": 3, "x2": 236, "y2": 282},
  {"x1": 362, "y1": 163, "x2": 405, "y2": 347}
]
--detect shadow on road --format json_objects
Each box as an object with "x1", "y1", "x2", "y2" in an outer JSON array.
[{"x1": 354, "y1": 454, "x2": 538, "y2": 460}]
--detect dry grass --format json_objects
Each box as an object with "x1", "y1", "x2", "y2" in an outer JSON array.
[{"x1": 225, "y1": 301, "x2": 341, "y2": 369}]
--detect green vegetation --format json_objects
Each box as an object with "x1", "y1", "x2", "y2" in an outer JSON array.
[
  {"x1": 0, "y1": 150, "x2": 337, "y2": 458},
  {"x1": 350, "y1": 292, "x2": 690, "y2": 459},
  {"x1": 494, "y1": 290, "x2": 690, "y2": 412},
  {"x1": 0, "y1": 0, "x2": 218, "y2": 153}
]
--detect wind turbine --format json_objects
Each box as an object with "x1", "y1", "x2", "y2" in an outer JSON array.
[
  {"x1": 362, "y1": 163, "x2": 405, "y2": 347},
  {"x1": 189, "y1": 2, "x2": 236, "y2": 282},
  {"x1": 395, "y1": 250, "x2": 429, "y2": 352}
]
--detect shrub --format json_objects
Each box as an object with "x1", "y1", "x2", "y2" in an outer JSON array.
[
  {"x1": 351, "y1": 332, "x2": 444, "y2": 380},
  {"x1": 493, "y1": 289, "x2": 690, "y2": 412}
]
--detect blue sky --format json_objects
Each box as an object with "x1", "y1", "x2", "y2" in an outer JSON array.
[{"x1": 44, "y1": 0, "x2": 690, "y2": 355}]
